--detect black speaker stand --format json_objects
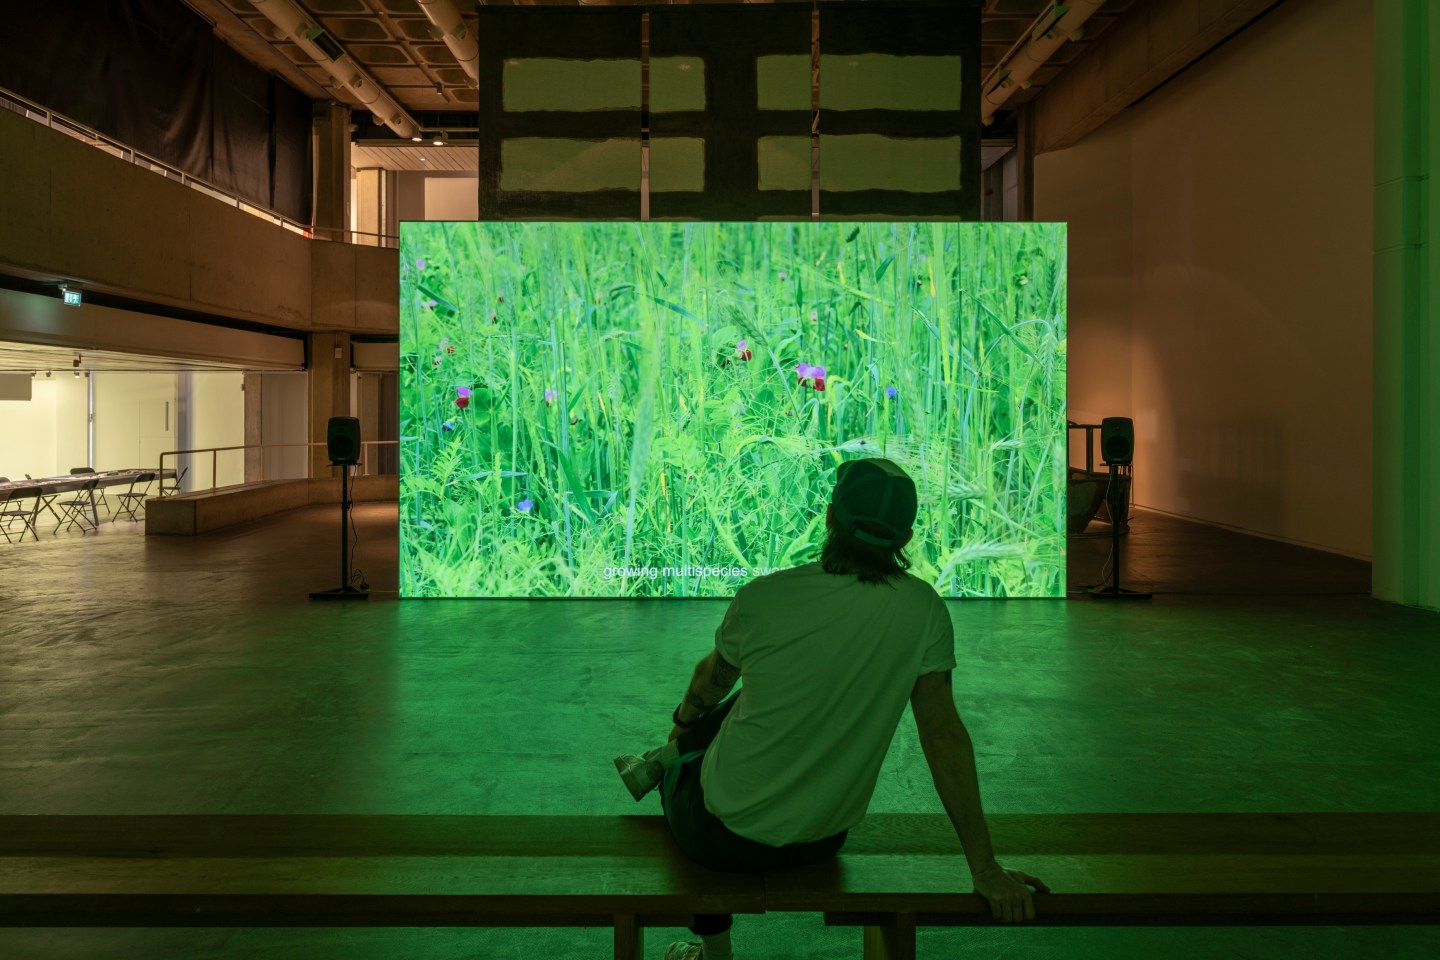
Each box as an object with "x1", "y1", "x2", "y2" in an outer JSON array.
[
  {"x1": 1090, "y1": 462, "x2": 1151, "y2": 601},
  {"x1": 310, "y1": 460, "x2": 368, "y2": 601}
]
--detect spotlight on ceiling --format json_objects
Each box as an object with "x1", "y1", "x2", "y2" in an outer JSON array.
[{"x1": 433, "y1": 132, "x2": 446, "y2": 146}]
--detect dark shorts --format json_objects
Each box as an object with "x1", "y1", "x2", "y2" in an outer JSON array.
[
  {"x1": 658, "y1": 691, "x2": 848, "y2": 936},
  {"x1": 660, "y1": 747, "x2": 849, "y2": 873}
]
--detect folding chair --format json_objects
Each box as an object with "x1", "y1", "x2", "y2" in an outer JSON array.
[
  {"x1": 113, "y1": 472, "x2": 156, "y2": 523},
  {"x1": 159, "y1": 466, "x2": 188, "y2": 497},
  {"x1": 70, "y1": 467, "x2": 111, "y2": 514},
  {"x1": 1, "y1": 486, "x2": 42, "y2": 543},
  {"x1": 55, "y1": 477, "x2": 100, "y2": 534}
]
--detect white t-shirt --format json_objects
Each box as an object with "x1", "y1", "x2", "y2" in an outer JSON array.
[{"x1": 699, "y1": 561, "x2": 956, "y2": 847}]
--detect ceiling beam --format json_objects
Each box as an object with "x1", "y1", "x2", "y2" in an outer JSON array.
[
  {"x1": 1028, "y1": 0, "x2": 1285, "y2": 155},
  {"x1": 179, "y1": 0, "x2": 332, "y2": 101}
]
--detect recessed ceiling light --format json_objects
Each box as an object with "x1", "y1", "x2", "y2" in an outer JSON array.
[{"x1": 419, "y1": 156, "x2": 428, "y2": 163}]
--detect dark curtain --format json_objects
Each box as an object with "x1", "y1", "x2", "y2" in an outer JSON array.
[
  {"x1": 0, "y1": 0, "x2": 312, "y2": 223},
  {"x1": 211, "y1": 39, "x2": 271, "y2": 210},
  {"x1": 270, "y1": 78, "x2": 313, "y2": 221}
]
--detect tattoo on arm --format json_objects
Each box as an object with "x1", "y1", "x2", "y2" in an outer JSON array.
[
  {"x1": 685, "y1": 654, "x2": 741, "y2": 714},
  {"x1": 707, "y1": 653, "x2": 741, "y2": 691}
]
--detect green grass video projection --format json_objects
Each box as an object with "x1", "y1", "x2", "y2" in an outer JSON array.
[{"x1": 400, "y1": 221, "x2": 1066, "y2": 598}]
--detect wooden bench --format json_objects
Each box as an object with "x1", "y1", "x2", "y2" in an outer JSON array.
[
  {"x1": 773, "y1": 812, "x2": 1440, "y2": 959},
  {"x1": 2, "y1": 813, "x2": 1436, "y2": 960}
]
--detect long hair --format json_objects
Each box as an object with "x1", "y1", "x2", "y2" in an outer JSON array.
[{"x1": 819, "y1": 516, "x2": 912, "y2": 585}]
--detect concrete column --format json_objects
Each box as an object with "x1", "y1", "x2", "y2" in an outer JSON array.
[
  {"x1": 309, "y1": 332, "x2": 352, "y2": 478},
  {"x1": 1015, "y1": 103, "x2": 1035, "y2": 222},
  {"x1": 355, "y1": 371, "x2": 379, "y2": 475},
  {"x1": 243, "y1": 373, "x2": 263, "y2": 482},
  {"x1": 353, "y1": 167, "x2": 398, "y2": 247},
  {"x1": 313, "y1": 103, "x2": 351, "y2": 242},
  {"x1": 1373, "y1": 0, "x2": 1440, "y2": 610}
]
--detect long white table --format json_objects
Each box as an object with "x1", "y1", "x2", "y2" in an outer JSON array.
[{"x1": 0, "y1": 470, "x2": 174, "y2": 541}]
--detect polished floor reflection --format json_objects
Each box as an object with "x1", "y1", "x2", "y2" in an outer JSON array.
[{"x1": 1, "y1": 503, "x2": 1434, "y2": 959}]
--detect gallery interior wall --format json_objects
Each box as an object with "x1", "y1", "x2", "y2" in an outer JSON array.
[
  {"x1": 1372, "y1": 0, "x2": 1439, "y2": 611},
  {"x1": 1036, "y1": 0, "x2": 1374, "y2": 560},
  {"x1": 93, "y1": 373, "x2": 176, "y2": 474},
  {"x1": 0, "y1": 376, "x2": 87, "y2": 481},
  {"x1": 186, "y1": 372, "x2": 246, "y2": 490}
]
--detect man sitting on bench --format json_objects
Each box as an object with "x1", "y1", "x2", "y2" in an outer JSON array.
[{"x1": 615, "y1": 457, "x2": 1049, "y2": 960}]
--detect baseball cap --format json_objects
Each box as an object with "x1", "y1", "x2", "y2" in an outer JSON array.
[{"x1": 831, "y1": 458, "x2": 917, "y2": 548}]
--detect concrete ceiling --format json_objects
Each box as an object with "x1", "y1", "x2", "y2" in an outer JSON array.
[{"x1": 183, "y1": 0, "x2": 1143, "y2": 172}]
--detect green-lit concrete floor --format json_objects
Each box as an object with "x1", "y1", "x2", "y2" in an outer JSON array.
[{"x1": 2, "y1": 504, "x2": 1436, "y2": 959}]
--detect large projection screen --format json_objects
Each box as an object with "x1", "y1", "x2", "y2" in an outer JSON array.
[{"x1": 400, "y1": 222, "x2": 1066, "y2": 598}]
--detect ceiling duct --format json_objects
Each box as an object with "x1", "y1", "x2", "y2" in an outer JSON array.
[
  {"x1": 981, "y1": 0, "x2": 1106, "y2": 124},
  {"x1": 250, "y1": 0, "x2": 421, "y2": 139},
  {"x1": 416, "y1": 0, "x2": 479, "y2": 86}
]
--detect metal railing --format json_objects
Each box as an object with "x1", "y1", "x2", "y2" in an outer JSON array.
[
  {"x1": 0, "y1": 85, "x2": 399, "y2": 249},
  {"x1": 158, "y1": 441, "x2": 399, "y2": 494}
]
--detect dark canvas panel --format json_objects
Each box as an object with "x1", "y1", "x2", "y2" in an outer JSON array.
[
  {"x1": 649, "y1": 5, "x2": 812, "y2": 220},
  {"x1": 476, "y1": 3, "x2": 980, "y2": 222}
]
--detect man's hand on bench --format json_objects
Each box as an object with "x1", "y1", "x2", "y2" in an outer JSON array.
[{"x1": 971, "y1": 861, "x2": 1050, "y2": 923}]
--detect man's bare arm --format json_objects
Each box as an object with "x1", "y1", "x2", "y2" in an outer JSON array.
[{"x1": 678, "y1": 652, "x2": 740, "y2": 723}]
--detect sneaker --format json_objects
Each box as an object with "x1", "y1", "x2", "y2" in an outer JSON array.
[
  {"x1": 613, "y1": 754, "x2": 662, "y2": 802},
  {"x1": 664, "y1": 941, "x2": 704, "y2": 960}
]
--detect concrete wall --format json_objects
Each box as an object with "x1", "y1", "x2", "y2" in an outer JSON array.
[
  {"x1": 0, "y1": 105, "x2": 396, "y2": 335},
  {"x1": 1037, "y1": 0, "x2": 1374, "y2": 560},
  {"x1": 56, "y1": 373, "x2": 90, "y2": 471},
  {"x1": 311, "y1": 241, "x2": 401, "y2": 335},
  {"x1": 424, "y1": 176, "x2": 480, "y2": 221},
  {"x1": 0, "y1": 375, "x2": 88, "y2": 480},
  {"x1": 93, "y1": 373, "x2": 175, "y2": 473},
  {"x1": 188, "y1": 372, "x2": 246, "y2": 490},
  {"x1": 260, "y1": 372, "x2": 311, "y2": 480},
  {"x1": 1043, "y1": 120, "x2": 1133, "y2": 471},
  {"x1": 1, "y1": 369, "x2": 258, "y2": 487}
]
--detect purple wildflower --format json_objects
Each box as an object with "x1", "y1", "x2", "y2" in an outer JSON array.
[
  {"x1": 885, "y1": 385, "x2": 898, "y2": 399},
  {"x1": 516, "y1": 498, "x2": 534, "y2": 513},
  {"x1": 796, "y1": 364, "x2": 827, "y2": 391},
  {"x1": 416, "y1": 258, "x2": 427, "y2": 270},
  {"x1": 544, "y1": 388, "x2": 558, "y2": 406}
]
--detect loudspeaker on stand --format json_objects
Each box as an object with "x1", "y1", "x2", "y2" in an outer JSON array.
[{"x1": 311, "y1": 416, "x2": 368, "y2": 600}]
